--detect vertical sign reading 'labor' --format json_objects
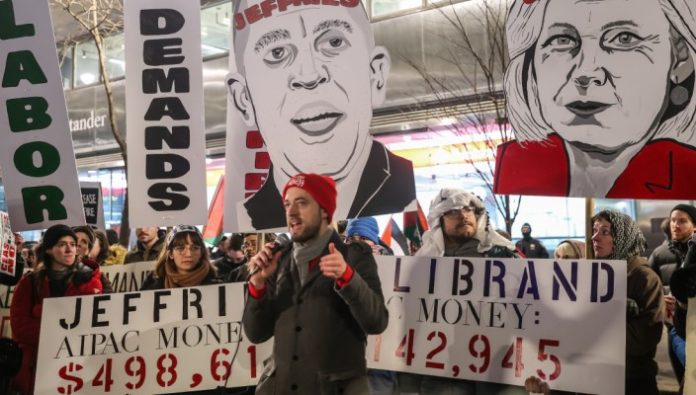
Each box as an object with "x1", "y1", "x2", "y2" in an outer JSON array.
[
  {"x1": 124, "y1": 0, "x2": 207, "y2": 227},
  {"x1": 0, "y1": 0, "x2": 85, "y2": 231}
]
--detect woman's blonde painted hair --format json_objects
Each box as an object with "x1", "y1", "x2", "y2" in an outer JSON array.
[{"x1": 504, "y1": 0, "x2": 696, "y2": 143}]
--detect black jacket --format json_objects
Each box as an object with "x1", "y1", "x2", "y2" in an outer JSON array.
[
  {"x1": 244, "y1": 231, "x2": 388, "y2": 395},
  {"x1": 244, "y1": 141, "x2": 415, "y2": 230}
]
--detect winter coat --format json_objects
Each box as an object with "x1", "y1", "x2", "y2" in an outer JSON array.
[
  {"x1": 10, "y1": 265, "x2": 104, "y2": 394},
  {"x1": 515, "y1": 237, "x2": 549, "y2": 258},
  {"x1": 648, "y1": 240, "x2": 679, "y2": 285},
  {"x1": 244, "y1": 231, "x2": 388, "y2": 395},
  {"x1": 124, "y1": 237, "x2": 165, "y2": 264},
  {"x1": 626, "y1": 256, "x2": 664, "y2": 382}
]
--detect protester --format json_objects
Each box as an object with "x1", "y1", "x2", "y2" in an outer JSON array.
[
  {"x1": 245, "y1": 173, "x2": 388, "y2": 394},
  {"x1": 20, "y1": 242, "x2": 37, "y2": 270},
  {"x1": 516, "y1": 223, "x2": 549, "y2": 258},
  {"x1": 210, "y1": 235, "x2": 228, "y2": 260},
  {"x1": 649, "y1": 217, "x2": 676, "y2": 283},
  {"x1": 242, "y1": 233, "x2": 275, "y2": 261},
  {"x1": 417, "y1": 188, "x2": 517, "y2": 259},
  {"x1": 345, "y1": 217, "x2": 392, "y2": 256},
  {"x1": 554, "y1": 240, "x2": 585, "y2": 259},
  {"x1": 124, "y1": 227, "x2": 165, "y2": 263},
  {"x1": 344, "y1": 216, "x2": 397, "y2": 395},
  {"x1": 71, "y1": 225, "x2": 95, "y2": 262},
  {"x1": 141, "y1": 225, "x2": 220, "y2": 290},
  {"x1": 10, "y1": 225, "x2": 106, "y2": 394},
  {"x1": 668, "y1": 232, "x2": 696, "y2": 392},
  {"x1": 401, "y1": 188, "x2": 518, "y2": 394},
  {"x1": 591, "y1": 209, "x2": 663, "y2": 395},
  {"x1": 104, "y1": 229, "x2": 127, "y2": 265},
  {"x1": 214, "y1": 233, "x2": 247, "y2": 282},
  {"x1": 89, "y1": 230, "x2": 111, "y2": 266},
  {"x1": 650, "y1": 204, "x2": 696, "y2": 385}
]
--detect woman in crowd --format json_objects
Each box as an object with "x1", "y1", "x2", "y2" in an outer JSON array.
[
  {"x1": 10, "y1": 225, "x2": 106, "y2": 394},
  {"x1": 554, "y1": 240, "x2": 585, "y2": 259},
  {"x1": 141, "y1": 225, "x2": 220, "y2": 290},
  {"x1": 72, "y1": 225, "x2": 95, "y2": 262},
  {"x1": 591, "y1": 209, "x2": 664, "y2": 394},
  {"x1": 89, "y1": 229, "x2": 111, "y2": 266},
  {"x1": 496, "y1": 0, "x2": 696, "y2": 198}
]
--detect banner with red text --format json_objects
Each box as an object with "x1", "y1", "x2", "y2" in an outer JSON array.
[
  {"x1": 0, "y1": 212, "x2": 18, "y2": 278},
  {"x1": 35, "y1": 283, "x2": 269, "y2": 394},
  {"x1": 33, "y1": 257, "x2": 626, "y2": 394},
  {"x1": 366, "y1": 257, "x2": 626, "y2": 394}
]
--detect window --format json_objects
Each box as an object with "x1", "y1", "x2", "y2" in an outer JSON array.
[
  {"x1": 201, "y1": 3, "x2": 231, "y2": 57},
  {"x1": 57, "y1": 46, "x2": 73, "y2": 89},
  {"x1": 371, "y1": 0, "x2": 422, "y2": 18},
  {"x1": 104, "y1": 34, "x2": 126, "y2": 80},
  {"x1": 74, "y1": 40, "x2": 100, "y2": 87}
]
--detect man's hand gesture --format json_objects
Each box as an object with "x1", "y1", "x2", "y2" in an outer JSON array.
[{"x1": 319, "y1": 243, "x2": 348, "y2": 280}]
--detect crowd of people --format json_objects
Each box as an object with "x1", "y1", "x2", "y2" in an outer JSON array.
[{"x1": 5, "y1": 178, "x2": 696, "y2": 395}]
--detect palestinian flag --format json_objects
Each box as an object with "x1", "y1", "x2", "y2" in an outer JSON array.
[
  {"x1": 381, "y1": 216, "x2": 409, "y2": 255},
  {"x1": 403, "y1": 201, "x2": 428, "y2": 248},
  {"x1": 202, "y1": 176, "x2": 225, "y2": 246}
]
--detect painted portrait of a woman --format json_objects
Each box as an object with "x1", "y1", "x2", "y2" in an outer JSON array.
[{"x1": 494, "y1": 0, "x2": 696, "y2": 198}]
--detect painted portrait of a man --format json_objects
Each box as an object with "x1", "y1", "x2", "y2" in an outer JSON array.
[
  {"x1": 227, "y1": 0, "x2": 415, "y2": 230},
  {"x1": 495, "y1": 0, "x2": 696, "y2": 199}
]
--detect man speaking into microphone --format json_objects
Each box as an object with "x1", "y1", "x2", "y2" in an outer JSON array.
[{"x1": 244, "y1": 173, "x2": 388, "y2": 395}]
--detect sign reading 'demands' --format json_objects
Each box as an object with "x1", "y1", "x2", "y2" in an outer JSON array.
[
  {"x1": 124, "y1": 0, "x2": 207, "y2": 227},
  {"x1": 0, "y1": 0, "x2": 85, "y2": 230},
  {"x1": 35, "y1": 283, "x2": 268, "y2": 394}
]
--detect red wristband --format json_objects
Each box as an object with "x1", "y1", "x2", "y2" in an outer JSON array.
[{"x1": 336, "y1": 265, "x2": 354, "y2": 289}]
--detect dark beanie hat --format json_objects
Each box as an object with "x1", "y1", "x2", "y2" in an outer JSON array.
[
  {"x1": 42, "y1": 225, "x2": 77, "y2": 251},
  {"x1": 672, "y1": 204, "x2": 696, "y2": 225}
]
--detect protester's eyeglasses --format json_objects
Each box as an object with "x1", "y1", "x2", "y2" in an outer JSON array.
[
  {"x1": 443, "y1": 206, "x2": 476, "y2": 218},
  {"x1": 173, "y1": 245, "x2": 202, "y2": 254}
]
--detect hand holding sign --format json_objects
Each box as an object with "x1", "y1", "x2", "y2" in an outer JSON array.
[{"x1": 319, "y1": 243, "x2": 347, "y2": 280}]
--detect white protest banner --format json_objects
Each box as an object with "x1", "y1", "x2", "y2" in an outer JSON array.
[
  {"x1": 0, "y1": 0, "x2": 85, "y2": 231},
  {"x1": 101, "y1": 260, "x2": 155, "y2": 293},
  {"x1": 80, "y1": 182, "x2": 105, "y2": 230},
  {"x1": 0, "y1": 262, "x2": 154, "y2": 340},
  {"x1": 685, "y1": 298, "x2": 696, "y2": 394},
  {"x1": 0, "y1": 212, "x2": 18, "y2": 278},
  {"x1": 125, "y1": 0, "x2": 207, "y2": 227},
  {"x1": 36, "y1": 283, "x2": 269, "y2": 394},
  {"x1": 367, "y1": 257, "x2": 627, "y2": 394}
]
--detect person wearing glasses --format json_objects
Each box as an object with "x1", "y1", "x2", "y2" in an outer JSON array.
[
  {"x1": 141, "y1": 225, "x2": 220, "y2": 290},
  {"x1": 401, "y1": 188, "x2": 517, "y2": 395},
  {"x1": 416, "y1": 189, "x2": 517, "y2": 259}
]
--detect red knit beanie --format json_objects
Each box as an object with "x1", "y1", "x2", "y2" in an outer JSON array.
[{"x1": 282, "y1": 173, "x2": 337, "y2": 222}]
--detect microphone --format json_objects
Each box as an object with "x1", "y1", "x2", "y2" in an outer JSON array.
[{"x1": 248, "y1": 234, "x2": 291, "y2": 278}]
